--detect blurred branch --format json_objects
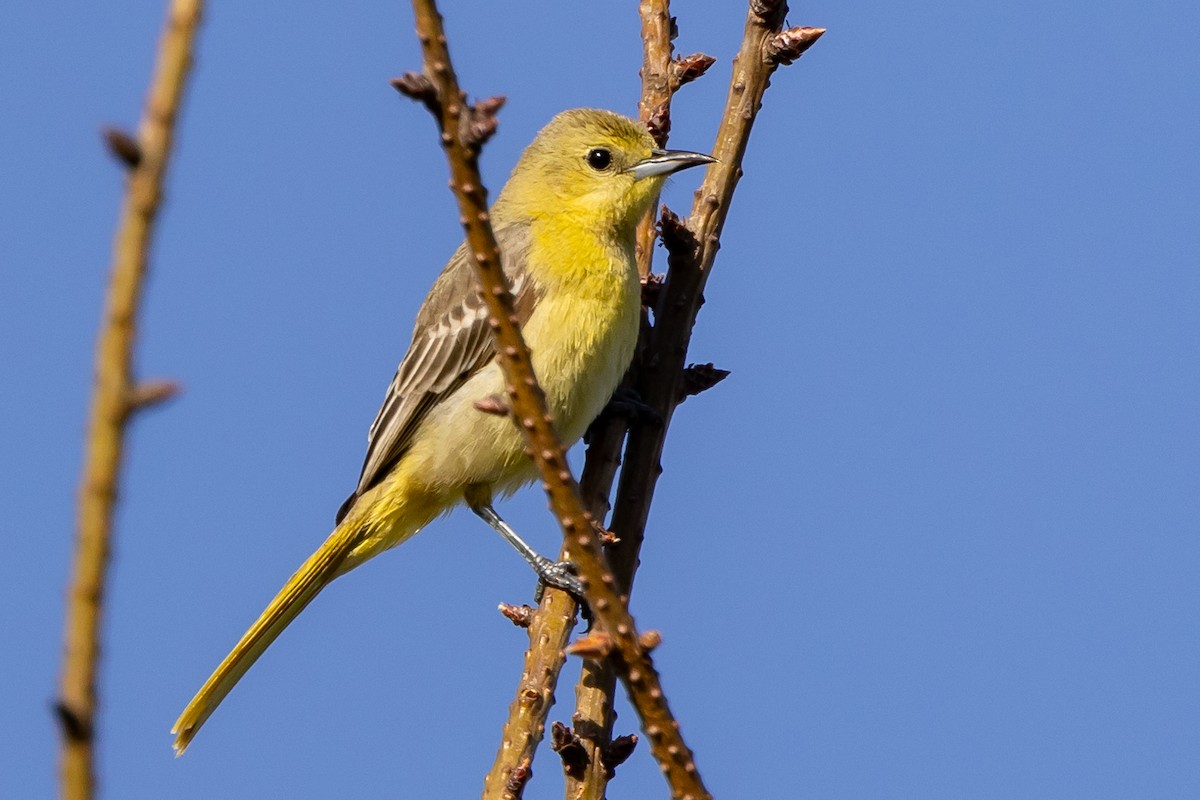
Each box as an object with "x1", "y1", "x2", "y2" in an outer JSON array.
[{"x1": 56, "y1": 1, "x2": 200, "y2": 798}]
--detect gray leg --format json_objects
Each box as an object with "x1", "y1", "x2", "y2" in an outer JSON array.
[{"x1": 469, "y1": 502, "x2": 585, "y2": 596}]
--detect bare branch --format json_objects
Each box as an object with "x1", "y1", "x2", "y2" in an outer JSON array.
[
  {"x1": 570, "y1": 2, "x2": 825, "y2": 798},
  {"x1": 635, "y1": 0, "x2": 679, "y2": 272},
  {"x1": 402, "y1": 3, "x2": 708, "y2": 798},
  {"x1": 570, "y1": 3, "x2": 688, "y2": 797},
  {"x1": 610, "y1": 0, "x2": 826, "y2": 626},
  {"x1": 57, "y1": 2, "x2": 202, "y2": 798}
]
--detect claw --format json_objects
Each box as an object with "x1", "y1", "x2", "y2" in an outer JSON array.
[
  {"x1": 535, "y1": 558, "x2": 585, "y2": 597},
  {"x1": 585, "y1": 387, "x2": 662, "y2": 443}
]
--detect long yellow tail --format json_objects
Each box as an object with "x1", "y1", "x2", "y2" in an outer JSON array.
[{"x1": 171, "y1": 521, "x2": 363, "y2": 754}]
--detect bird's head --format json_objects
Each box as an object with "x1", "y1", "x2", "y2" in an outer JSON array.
[{"x1": 495, "y1": 108, "x2": 714, "y2": 234}]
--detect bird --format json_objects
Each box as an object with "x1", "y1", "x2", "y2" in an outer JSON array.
[{"x1": 171, "y1": 108, "x2": 714, "y2": 754}]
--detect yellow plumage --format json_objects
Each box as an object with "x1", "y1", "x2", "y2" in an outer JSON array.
[{"x1": 171, "y1": 108, "x2": 713, "y2": 753}]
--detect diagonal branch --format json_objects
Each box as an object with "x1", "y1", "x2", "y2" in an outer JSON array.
[
  {"x1": 403, "y1": 3, "x2": 711, "y2": 799},
  {"x1": 56, "y1": 2, "x2": 200, "y2": 798}
]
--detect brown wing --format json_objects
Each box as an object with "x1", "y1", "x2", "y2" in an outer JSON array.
[{"x1": 335, "y1": 221, "x2": 537, "y2": 523}]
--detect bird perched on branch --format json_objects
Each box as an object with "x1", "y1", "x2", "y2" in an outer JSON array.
[{"x1": 172, "y1": 108, "x2": 714, "y2": 753}]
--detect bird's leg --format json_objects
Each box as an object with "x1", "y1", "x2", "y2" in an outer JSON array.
[{"x1": 469, "y1": 501, "x2": 585, "y2": 597}]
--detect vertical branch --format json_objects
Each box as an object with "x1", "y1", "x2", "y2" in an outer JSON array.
[
  {"x1": 570, "y1": 2, "x2": 823, "y2": 798},
  {"x1": 401, "y1": 3, "x2": 714, "y2": 799},
  {"x1": 56, "y1": 1, "x2": 200, "y2": 798},
  {"x1": 633, "y1": 0, "x2": 677, "y2": 277},
  {"x1": 565, "y1": 3, "x2": 684, "y2": 798},
  {"x1": 609, "y1": 3, "x2": 824, "y2": 615}
]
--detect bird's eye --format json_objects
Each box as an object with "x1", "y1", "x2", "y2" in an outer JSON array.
[{"x1": 586, "y1": 148, "x2": 613, "y2": 171}]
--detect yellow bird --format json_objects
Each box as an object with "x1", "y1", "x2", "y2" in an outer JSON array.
[{"x1": 171, "y1": 108, "x2": 714, "y2": 753}]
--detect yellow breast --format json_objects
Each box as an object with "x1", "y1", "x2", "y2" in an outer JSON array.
[{"x1": 521, "y1": 220, "x2": 642, "y2": 446}]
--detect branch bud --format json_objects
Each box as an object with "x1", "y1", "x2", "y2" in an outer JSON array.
[
  {"x1": 670, "y1": 53, "x2": 716, "y2": 89},
  {"x1": 390, "y1": 72, "x2": 440, "y2": 116},
  {"x1": 102, "y1": 127, "x2": 142, "y2": 168},
  {"x1": 565, "y1": 631, "x2": 614, "y2": 659},
  {"x1": 766, "y1": 27, "x2": 826, "y2": 66},
  {"x1": 678, "y1": 363, "x2": 730, "y2": 403}
]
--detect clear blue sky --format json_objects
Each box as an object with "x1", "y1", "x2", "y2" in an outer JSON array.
[{"x1": 3, "y1": 2, "x2": 1197, "y2": 798}]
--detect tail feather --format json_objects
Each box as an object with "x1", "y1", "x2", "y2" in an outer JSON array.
[{"x1": 171, "y1": 522, "x2": 362, "y2": 754}]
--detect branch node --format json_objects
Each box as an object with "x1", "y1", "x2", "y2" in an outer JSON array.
[
  {"x1": 596, "y1": 524, "x2": 620, "y2": 546},
  {"x1": 678, "y1": 363, "x2": 730, "y2": 403},
  {"x1": 645, "y1": 101, "x2": 671, "y2": 146},
  {"x1": 54, "y1": 700, "x2": 92, "y2": 743},
  {"x1": 101, "y1": 126, "x2": 142, "y2": 168},
  {"x1": 658, "y1": 206, "x2": 699, "y2": 262},
  {"x1": 765, "y1": 27, "x2": 826, "y2": 66},
  {"x1": 498, "y1": 603, "x2": 535, "y2": 628},
  {"x1": 601, "y1": 733, "x2": 639, "y2": 776},
  {"x1": 390, "y1": 72, "x2": 440, "y2": 116},
  {"x1": 550, "y1": 721, "x2": 589, "y2": 778},
  {"x1": 638, "y1": 629, "x2": 663, "y2": 652},
  {"x1": 750, "y1": 0, "x2": 785, "y2": 22},
  {"x1": 127, "y1": 379, "x2": 181, "y2": 412},
  {"x1": 565, "y1": 631, "x2": 614, "y2": 659},
  {"x1": 641, "y1": 272, "x2": 665, "y2": 309},
  {"x1": 504, "y1": 757, "x2": 533, "y2": 798},
  {"x1": 474, "y1": 394, "x2": 511, "y2": 416},
  {"x1": 462, "y1": 95, "x2": 506, "y2": 150},
  {"x1": 669, "y1": 53, "x2": 717, "y2": 90}
]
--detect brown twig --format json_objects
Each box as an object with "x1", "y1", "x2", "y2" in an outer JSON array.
[
  {"x1": 481, "y1": 1, "x2": 704, "y2": 796},
  {"x1": 56, "y1": 2, "x2": 201, "y2": 798},
  {"x1": 610, "y1": 2, "x2": 824, "y2": 621},
  {"x1": 404, "y1": 3, "x2": 713, "y2": 798},
  {"x1": 634, "y1": 0, "x2": 679, "y2": 276},
  {"x1": 568, "y1": 3, "x2": 825, "y2": 799},
  {"x1": 568, "y1": 3, "x2": 694, "y2": 797}
]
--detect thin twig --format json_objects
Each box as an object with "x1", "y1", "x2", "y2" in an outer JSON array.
[
  {"x1": 634, "y1": 0, "x2": 678, "y2": 277},
  {"x1": 571, "y1": 3, "x2": 824, "y2": 799},
  {"x1": 403, "y1": 3, "x2": 713, "y2": 798},
  {"x1": 56, "y1": 2, "x2": 201, "y2": 798},
  {"x1": 610, "y1": 3, "x2": 824, "y2": 621},
  {"x1": 567, "y1": 3, "x2": 682, "y2": 797}
]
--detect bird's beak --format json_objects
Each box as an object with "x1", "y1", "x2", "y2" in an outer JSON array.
[{"x1": 626, "y1": 148, "x2": 717, "y2": 180}]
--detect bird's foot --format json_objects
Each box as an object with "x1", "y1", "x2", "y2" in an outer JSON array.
[
  {"x1": 532, "y1": 556, "x2": 585, "y2": 598},
  {"x1": 584, "y1": 388, "x2": 662, "y2": 443}
]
